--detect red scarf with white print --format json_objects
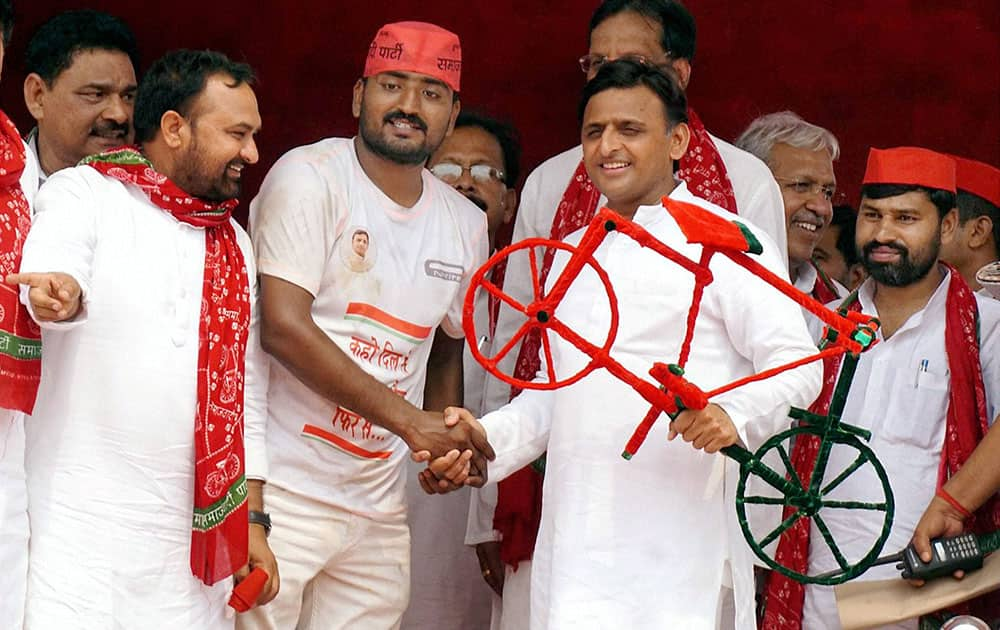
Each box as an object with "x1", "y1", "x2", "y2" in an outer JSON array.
[
  {"x1": 495, "y1": 110, "x2": 739, "y2": 566},
  {"x1": 761, "y1": 265, "x2": 1000, "y2": 628},
  {"x1": 84, "y1": 146, "x2": 251, "y2": 586},
  {"x1": 0, "y1": 110, "x2": 41, "y2": 414}
]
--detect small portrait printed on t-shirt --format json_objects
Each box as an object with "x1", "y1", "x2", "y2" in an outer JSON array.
[{"x1": 340, "y1": 226, "x2": 377, "y2": 273}]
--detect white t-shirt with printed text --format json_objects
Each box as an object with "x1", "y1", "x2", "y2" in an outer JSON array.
[{"x1": 250, "y1": 137, "x2": 487, "y2": 520}]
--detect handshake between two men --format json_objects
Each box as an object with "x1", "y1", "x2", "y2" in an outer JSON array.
[
  {"x1": 410, "y1": 403, "x2": 743, "y2": 495},
  {"x1": 410, "y1": 406, "x2": 491, "y2": 494}
]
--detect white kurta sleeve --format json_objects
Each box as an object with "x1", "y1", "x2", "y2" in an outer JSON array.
[
  {"x1": 708, "y1": 231, "x2": 823, "y2": 448},
  {"x1": 479, "y1": 386, "x2": 553, "y2": 483},
  {"x1": 239, "y1": 226, "x2": 269, "y2": 482},
  {"x1": 19, "y1": 168, "x2": 99, "y2": 330},
  {"x1": 465, "y1": 484, "x2": 500, "y2": 545}
]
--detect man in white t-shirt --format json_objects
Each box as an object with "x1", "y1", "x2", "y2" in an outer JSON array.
[{"x1": 240, "y1": 22, "x2": 491, "y2": 630}]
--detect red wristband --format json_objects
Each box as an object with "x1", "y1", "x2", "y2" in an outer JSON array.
[{"x1": 936, "y1": 486, "x2": 972, "y2": 519}]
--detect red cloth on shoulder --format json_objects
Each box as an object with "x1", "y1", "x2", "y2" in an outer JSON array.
[
  {"x1": 85, "y1": 146, "x2": 251, "y2": 586},
  {"x1": 0, "y1": 110, "x2": 40, "y2": 414},
  {"x1": 761, "y1": 265, "x2": 999, "y2": 628}
]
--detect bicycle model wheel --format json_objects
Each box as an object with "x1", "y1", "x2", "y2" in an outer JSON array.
[
  {"x1": 734, "y1": 425, "x2": 895, "y2": 586},
  {"x1": 463, "y1": 237, "x2": 619, "y2": 391}
]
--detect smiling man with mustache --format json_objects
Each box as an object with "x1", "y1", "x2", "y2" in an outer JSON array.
[
  {"x1": 23, "y1": 10, "x2": 139, "y2": 185},
  {"x1": 243, "y1": 21, "x2": 491, "y2": 630},
  {"x1": 762, "y1": 147, "x2": 1000, "y2": 629},
  {"x1": 9, "y1": 49, "x2": 275, "y2": 628},
  {"x1": 736, "y1": 111, "x2": 845, "y2": 302}
]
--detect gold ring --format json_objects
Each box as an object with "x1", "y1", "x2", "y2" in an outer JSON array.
[{"x1": 481, "y1": 568, "x2": 491, "y2": 577}]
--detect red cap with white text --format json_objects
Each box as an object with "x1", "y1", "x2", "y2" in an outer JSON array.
[{"x1": 363, "y1": 21, "x2": 461, "y2": 92}]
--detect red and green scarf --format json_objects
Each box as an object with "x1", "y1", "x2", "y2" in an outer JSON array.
[
  {"x1": 0, "y1": 111, "x2": 41, "y2": 414},
  {"x1": 83, "y1": 146, "x2": 251, "y2": 586},
  {"x1": 761, "y1": 265, "x2": 1000, "y2": 628},
  {"x1": 495, "y1": 109, "x2": 740, "y2": 566}
]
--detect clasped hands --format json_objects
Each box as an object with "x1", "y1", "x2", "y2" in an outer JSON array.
[
  {"x1": 409, "y1": 406, "x2": 492, "y2": 494},
  {"x1": 411, "y1": 403, "x2": 739, "y2": 496}
]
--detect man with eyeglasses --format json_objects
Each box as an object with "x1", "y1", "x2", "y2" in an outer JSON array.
[
  {"x1": 241, "y1": 22, "x2": 493, "y2": 630},
  {"x1": 477, "y1": 3, "x2": 790, "y2": 623},
  {"x1": 736, "y1": 111, "x2": 847, "y2": 302},
  {"x1": 401, "y1": 111, "x2": 520, "y2": 630}
]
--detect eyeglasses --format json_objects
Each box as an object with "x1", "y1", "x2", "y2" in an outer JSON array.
[
  {"x1": 430, "y1": 162, "x2": 506, "y2": 185},
  {"x1": 774, "y1": 177, "x2": 838, "y2": 202},
  {"x1": 578, "y1": 52, "x2": 672, "y2": 75}
]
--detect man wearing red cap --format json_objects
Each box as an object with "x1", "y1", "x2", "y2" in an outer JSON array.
[
  {"x1": 241, "y1": 21, "x2": 490, "y2": 630},
  {"x1": 762, "y1": 147, "x2": 1000, "y2": 629},
  {"x1": 939, "y1": 156, "x2": 1000, "y2": 293}
]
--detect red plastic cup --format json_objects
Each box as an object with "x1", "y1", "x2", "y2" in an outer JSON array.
[{"x1": 229, "y1": 567, "x2": 268, "y2": 612}]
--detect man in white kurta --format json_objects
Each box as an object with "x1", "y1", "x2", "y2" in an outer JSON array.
[
  {"x1": 14, "y1": 53, "x2": 270, "y2": 629},
  {"x1": 476, "y1": 179, "x2": 820, "y2": 629},
  {"x1": 0, "y1": 124, "x2": 41, "y2": 630},
  {"x1": 801, "y1": 271, "x2": 1000, "y2": 629},
  {"x1": 796, "y1": 148, "x2": 1000, "y2": 629},
  {"x1": 428, "y1": 60, "x2": 821, "y2": 630},
  {"x1": 480, "y1": 1, "x2": 787, "y2": 418}
]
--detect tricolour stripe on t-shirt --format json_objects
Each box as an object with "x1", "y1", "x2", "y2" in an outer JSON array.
[{"x1": 345, "y1": 302, "x2": 431, "y2": 345}]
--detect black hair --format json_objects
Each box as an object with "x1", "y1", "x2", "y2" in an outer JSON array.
[
  {"x1": 133, "y1": 49, "x2": 255, "y2": 144},
  {"x1": 453, "y1": 110, "x2": 522, "y2": 186},
  {"x1": 25, "y1": 10, "x2": 139, "y2": 84},
  {"x1": 957, "y1": 190, "x2": 1000, "y2": 255},
  {"x1": 0, "y1": 0, "x2": 13, "y2": 47},
  {"x1": 589, "y1": 0, "x2": 696, "y2": 62},
  {"x1": 860, "y1": 183, "x2": 956, "y2": 219},
  {"x1": 578, "y1": 58, "x2": 688, "y2": 128},
  {"x1": 830, "y1": 204, "x2": 860, "y2": 266}
]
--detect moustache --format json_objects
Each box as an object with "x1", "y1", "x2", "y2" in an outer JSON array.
[
  {"x1": 862, "y1": 240, "x2": 908, "y2": 259},
  {"x1": 383, "y1": 111, "x2": 427, "y2": 132},
  {"x1": 463, "y1": 193, "x2": 489, "y2": 211},
  {"x1": 90, "y1": 120, "x2": 130, "y2": 138}
]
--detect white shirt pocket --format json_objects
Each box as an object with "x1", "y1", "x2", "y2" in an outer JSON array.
[{"x1": 880, "y1": 363, "x2": 949, "y2": 451}]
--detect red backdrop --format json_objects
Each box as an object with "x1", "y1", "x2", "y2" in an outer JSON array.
[{"x1": 5, "y1": 1, "x2": 998, "y2": 209}]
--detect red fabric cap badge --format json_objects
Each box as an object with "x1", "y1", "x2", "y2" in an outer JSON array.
[
  {"x1": 952, "y1": 155, "x2": 1000, "y2": 207},
  {"x1": 363, "y1": 21, "x2": 462, "y2": 93},
  {"x1": 862, "y1": 146, "x2": 956, "y2": 193}
]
